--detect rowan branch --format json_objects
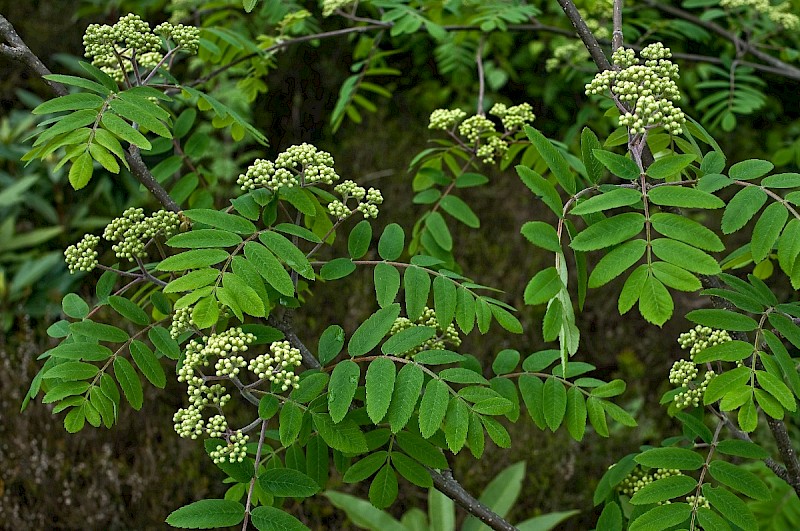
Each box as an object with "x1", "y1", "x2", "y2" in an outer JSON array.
[
  {"x1": 0, "y1": 14, "x2": 67, "y2": 96},
  {"x1": 429, "y1": 469, "x2": 518, "y2": 531},
  {"x1": 554, "y1": 0, "x2": 612, "y2": 71}
]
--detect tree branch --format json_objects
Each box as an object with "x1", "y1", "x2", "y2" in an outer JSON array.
[
  {"x1": 612, "y1": 0, "x2": 624, "y2": 53},
  {"x1": 429, "y1": 469, "x2": 518, "y2": 531},
  {"x1": 643, "y1": 0, "x2": 800, "y2": 81},
  {"x1": 0, "y1": 14, "x2": 67, "y2": 96},
  {"x1": 554, "y1": 0, "x2": 612, "y2": 71},
  {"x1": 125, "y1": 145, "x2": 181, "y2": 213}
]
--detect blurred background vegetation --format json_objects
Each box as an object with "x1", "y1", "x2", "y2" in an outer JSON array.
[{"x1": 2, "y1": 0, "x2": 800, "y2": 528}]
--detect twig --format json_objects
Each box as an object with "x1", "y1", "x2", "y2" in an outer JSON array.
[
  {"x1": 242, "y1": 420, "x2": 268, "y2": 531},
  {"x1": 0, "y1": 14, "x2": 67, "y2": 96},
  {"x1": 267, "y1": 313, "x2": 321, "y2": 370},
  {"x1": 612, "y1": 0, "x2": 624, "y2": 53},
  {"x1": 125, "y1": 145, "x2": 181, "y2": 213},
  {"x1": 554, "y1": 0, "x2": 612, "y2": 71},
  {"x1": 428, "y1": 469, "x2": 518, "y2": 531},
  {"x1": 476, "y1": 37, "x2": 486, "y2": 116}
]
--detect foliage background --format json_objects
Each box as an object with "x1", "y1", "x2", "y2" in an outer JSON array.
[{"x1": 1, "y1": 0, "x2": 799, "y2": 528}]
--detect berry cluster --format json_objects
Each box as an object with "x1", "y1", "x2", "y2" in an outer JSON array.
[
  {"x1": 328, "y1": 180, "x2": 385, "y2": 219},
  {"x1": 721, "y1": 0, "x2": 799, "y2": 30},
  {"x1": 83, "y1": 13, "x2": 199, "y2": 82},
  {"x1": 247, "y1": 340, "x2": 302, "y2": 391},
  {"x1": 616, "y1": 465, "x2": 682, "y2": 497},
  {"x1": 669, "y1": 359, "x2": 715, "y2": 409},
  {"x1": 428, "y1": 104, "x2": 535, "y2": 163},
  {"x1": 209, "y1": 431, "x2": 249, "y2": 464},
  {"x1": 678, "y1": 326, "x2": 732, "y2": 360},
  {"x1": 64, "y1": 234, "x2": 101, "y2": 273},
  {"x1": 237, "y1": 143, "x2": 339, "y2": 192},
  {"x1": 169, "y1": 306, "x2": 194, "y2": 339},
  {"x1": 389, "y1": 307, "x2": 462, "y2": 358},
  {"x1": 585, "y1": 43, "x2": 686, "y2": 135},
  {"x1": 102, "y1": 208, "x2": 180, "y2": 261},
  {"x1": 686, "y1": 494, "x2": 711, "y2": 510}
]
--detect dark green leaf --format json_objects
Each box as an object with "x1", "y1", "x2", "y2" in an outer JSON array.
[
  {"x1": 349, "y1": 304, "x2": 401, "y2": 356},
  {"x1": 648, "y1": 186, "x2": 724, "y2": 209},
  {"x1": 258, "y1": 468, "x2": 320, "y2": 498},
  {"x1": 329, "y1": 360, "x2": 360, "y2": 423},
  {"x1": 592, "y1": 149, "x2": 640, "y2": 180},
  {"x1": 525, "y1": 126, "x2": 576, "y2": 194},
  {"x1": 165, "y1": 499, "x2": 245, "y2": 528},
  {"x1": 114, "y1": 357, "x2": 143, "y2": 410},
  {"x1": 570, "y1": 213, "x2": 645, "y2": 251},
  {"x1": 721, "y1": 186, "x2": 768, "y2": 234},
  {"x1": 366, "y1": 357, "x2": 396, "y2": 424},
  {"x1": 419, "y1": 378, "x2": 450, "y2": 438},
  {"x1": 378, "y1": 224, "x2": 405, "y2": 261}
]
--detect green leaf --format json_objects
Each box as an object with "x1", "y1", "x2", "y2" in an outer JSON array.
[
  {"x1": 391, "y1": 452, "x2": 432, "y2": 488},
  {"x1": 329, "y1": 360, "x2": 360, "y2": 423},
  {"x1": 489, "y1": 304, "x2": 523, "y2": 334},
  {"x1": 63, "y1": 403, "x2": 86, "y2": 433},
  {"x1": 542, "y1": 377, "x2": 567, "y2": 431},
  {"x1": 440, "y1": 368, "x2": 489, "y2": 385},
  {"x1": 369, "y1": 464, "x2": 398, "y2": 509},
  {"x1": 433, "y1": 275, "x2": 457, "y2": 328},
  {"x1": 114, "y1": 357, "x2": 143, "y2": 410},
  {"x1": 565, "y1": 386, "x2": 587, "y2": 441},
  {"x1": 395, "y1": 431, "x2": 448, "y2": 469},
  {"x1": 629, "y1": 474, "x2": 697, "y2": 505},
  {"x1": 243, "y1": 242, "x2": 295, "y2": 296},
  {"x1": 258, "y1": 468, "x2": 320, "y2": 498},
  {"x1": 348, "y1": 220, "x2": 373, "y2": 259},
  {"x1": 62, "y1": 293, "x2": 89, "y2": 319},
  {"x1": 109, "y1": 98, "x2": 171, "y2": 138},
  {"x1": 695, "y1": 508, "x2": 730, "y2": 531},
  {"x1": 591, "y1": 379, "x2": 627, "y2": 398},
  {"x1": 648, "y1": 186, "x2": 724, "y2": 209},
  {"x1": 222, "y1": 272, "x2": 265, "y2": 317},
  {"x1": 129, "y1": 340, "x2": 166, "y2": 388},
  {"x1": 516, "y1": 165, "x2": 563, "y2": 218},
  {"x1": 374, "y1": 263, "x2": 401, "y2": 308},
  {"x1": 320, "y1": 258, "x2": 356, "y2": 280},
  {"x1": 157, "y1": 249, "x2": 229, "y2": 271},
  {"x1": 587, "y1": 396, "x2": 609, "y2": 437},
  {"x1": 693, "y1": 340, "x2": 754, "y2": 363},
  {"x1": 596, "y1": 503, "x2": 622, "y2": 531},
  {"x1": 638, "y1": 274, "x2": 673, "y2": 326},
  {"x1": 738, "y1": 396, "x2": 758, "y2": 432},
  {"x1": 167, "y1": 229, "x2": 242, "y2": 249},
  {"x1": 43, "y1": 74, "x2": 110, "y2": 94},
  {"x1": 591, "y1": 149, "x2": 641, "y2": 180},
  {"x1": 325, "y1": 491, "x2": 405, "y2": 531},
  {"x1": 581, "y1": 127, "x2": 604, "y2": 184},
  {"x1": 708, "y1": 460, "x2": 771, "y2": 501},
  {"x1": 183, "y1": 209, "x2": 256, "y2": 234},
  {"x1": 715, "y1": 439, "x2": 769, "y2": 459},
  {"x1": 443, "y1": 397, "x2": 469, "y2": 453},
  {"x1": 425, "y1": 212, "x2": 453, "y2": 250},
  {"x1": 763, "y1": 330, "x2": 800, "y2": 397},
  {"x1": 164, "y1": 268, "x2": 219, "y2": 293},
  {"x1": 588, "y1": 239, "x2": 647, "y2": 288},
  {"x1": 440, "y1": 195, "x2": 480, "y2": 228},
  {"x1": 33, "y1": 92, "x2": 105, "y2": 114},
  {"x1": 43, "y1": 381, "x2": 91, "y2": 403},
  {"x1": 404, "y1": 266, "x2": 431, "y2": 321},
  {"x1": 258, "y1": 395, "x2": 279, "y2": 420},
  {"x1": 728, "y1": 159, "x2": 773, "y2": 180},
  {"x1": 570, "y1": 213, "x2": 645, "y2": 251},
  {"x1": 686, "y1": 309, "x2": 759, "y2": 331},
  {"x1": 751, "y1": 202, "x2": 788, "y2": 263},
  {"x1": 651, "y1": 262, "x2": 702, "y2": 292},
  {"x1": 108, "y1": 295, "x2": 150, "y2": 325},
  {"x1": 191, "y1": 296, "x2": 219, "y2": 329},
  {"x1": 274, "y1": 223, "x2": 322, "y2": 244},
  {"x1": 70, "y1": 320, "x2": 129, "y2": 342},
  {"x1": 524, "y1": 126, "x2": 576, "y2": 194},
  {"x1": 366, "y1": 357, "x2": 396, "y2": 424},
  {"x1": 250, "y1": 506, "x2": 309, "y2": 531},
  {"x1": 378, "y1": 224, "x2": 405, "y2": 260},
  {"x1": 165, "y1": 499, "x2": 245, "y2": 528},
  {"x1": 524, "y1": 267, "x2": 563, "y2": 305},
  {"x1": 385, "y1": 363, "x2": 424, "y2": 433},
  {"x1": 100, "y1": 112, "x2": 151, "y2": 150},
  {"x1": 290, "y1": 372, "x2": 329, "y2": 404},
  {"x1": 650, "y1": 213, "x2": 725, "y2": 252},
  {"x1": 649, "y1": 238, "x2": 720, "y2": 275},
  {"x1": 313, "y1": 414, "x2": 368, "y2": 454},
  {"x1": 419, "y1": 378, "x2": 450, "y2": 438},
  {"x1": 704, "y1": 366, "x2": 751, "y2": 404},
  {"x1": 344, "y1": 451, "x2": 388, "y2": 483},
  {"x1": 721, "y1": 186, "x2": 768, "y2": 234},
  {"x1": 349, "y1": 304, "x2": 402, "y2": 356},
  {"x1": 44, "y1": 361, "x2": 99, "y2": 381},
  {"x1": 492, "y1": 349, "x2": 520, "y2": 376},
  {"x1": 756, "y1": 370, "x2": 796, "y2": 411},
  {"x1": 768, "y1": 313, "x2": 800, "y2": 350},
  {"x1": 628, "y1": 503, "x2": 691, "y2": 531},
  {"x1": 635, "y1": 447, "x2": 704, "y2": 470},
  {"x1": 570, "y1": 188, "x2": 642, "y2": 216},
  {"x1": 382, "y1": 326, "x2": 436, "y2": 355},
  {"x1": 618, "y1": 264, "x2": 648, "y2": 314},
  {"x1": 69, "y1": 151, "x2": 94, "y2": 190},
  {"x1": 279, "y1": 402, "x2": 304, "y2": 447},
  {"x1": 318, "y1": 325, "x2": 345, "y2": 366},
  {"x1": 702, "y1": 485, "x2": 758, "y2": 531},
  {"x1": 521, "y1": 221, "x2": 561, "y2": 252},
  {"x1": 646, "y1": 154, "x2": 697, "y2": 179}
]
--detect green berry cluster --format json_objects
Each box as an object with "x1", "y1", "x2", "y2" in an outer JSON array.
[
  {"x1": 669, "y1": 359, "x2": 715, "y2": 409},
  {"x1": 237, "y1": 143, "x2": 340, "y2": 192},
  {"x1": 429, "y1": 104, "x2": 534, "y2": 164},
  {"x1": 546, "y1": 22, "x2": 609, "y2": 71},
  {"x1": 585, "y1": 43, "x2": 685, "y2": 135},
  {"x1": 678, "y1": 325, "x2": 732, "y2": 360},
  {"x1": 209, "y1": 431, "x2": 249, "y2": 464},
  {"x1": 102, "y1": 208, "x2": 180, "y2": 261},
  {"x1": 247, "y1": 340, "x2": 302, "y2": 391},
  {"x1": 322, "y1": 0, "x2": 355, "y2": 17},
  {"x1": 64, "y1": 234, "x2": 101, "y2": 273},
  {"x1": 170, "y1": 306, "x2": 194, "y2": 339},
  {"x1": 205, "y1": 414, "x2": 228, "y2": 438},
  {"x1": 720, "y1": 0, "x2": 799, "y2": 30},
  {"x1": 686, "y1": 494, "x2": 711, "y2": 509},
  {"x1": 428, "y1": 109, "x2": 468, "y2": 131},
  {"x1": 154, "y1": 22, "x2": 200, "y2": 54},
  {"x1": 327, "y1": 180, "x2": 384, "y2": 220},
  {"x1": 389, "y1": 307, "x2": 462, "y2": 358},
  {"x1": 616, "y1": 465, "x2": 682, "y2": 497}
]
